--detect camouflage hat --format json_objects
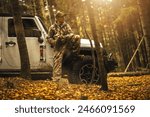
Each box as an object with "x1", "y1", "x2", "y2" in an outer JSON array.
[{"x1": 55, "y1": 11, "x2": 66, "y2": 18}]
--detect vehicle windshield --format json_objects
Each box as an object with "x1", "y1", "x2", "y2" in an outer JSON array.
[{"x1": 38, "y1": 17, "x2": 48, "y2": 33}]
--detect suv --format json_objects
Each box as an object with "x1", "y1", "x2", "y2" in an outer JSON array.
[{"x1": 0, "y1": 13, "x2": 117, "y2": 84}]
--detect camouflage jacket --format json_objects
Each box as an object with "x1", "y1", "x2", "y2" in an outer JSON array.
[
  {"x1": 48, "y1": 22, "x2": 74, "y2": 50},
  {"x1": 48, "y1": 22, "x2": 73, "y2": 40}
]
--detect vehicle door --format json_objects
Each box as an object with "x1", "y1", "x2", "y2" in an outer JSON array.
[{"x1": 3, "y1": 17, "x2": 42, "y2": 69}]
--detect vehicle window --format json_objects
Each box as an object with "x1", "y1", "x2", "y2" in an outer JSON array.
[{"x1": 8, "y1": 19, "x2": 38, "y2": 37}]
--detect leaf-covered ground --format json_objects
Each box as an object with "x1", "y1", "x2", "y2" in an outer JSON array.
[{"x1": 0, "y1": 75, "x2": 150, "y2": 100}]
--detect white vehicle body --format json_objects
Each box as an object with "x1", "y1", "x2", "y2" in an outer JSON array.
[
  {"x1": 80, "y1": 38, "x2": 103, "y2": 48},
  {"x1": 0, "y1": 15, "x2": 54, "y2": 72}
]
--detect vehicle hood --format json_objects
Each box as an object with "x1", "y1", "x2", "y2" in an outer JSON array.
[{"x1": 80, "y1": 38, "x2": 103, "y2": 48}]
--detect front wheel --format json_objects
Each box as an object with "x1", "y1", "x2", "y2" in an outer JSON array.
[{"x1": 68, "y1": 56, "x2": 100, "y2": 84}]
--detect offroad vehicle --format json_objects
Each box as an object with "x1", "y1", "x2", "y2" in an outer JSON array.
[
  {"x1": 62, "y1": 39, "x2": 117, "y2": 84},
  {"x1": 0, "y1": 13, "x2": 117, "y2": 84}
]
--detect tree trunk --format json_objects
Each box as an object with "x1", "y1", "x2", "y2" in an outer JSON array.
[
  {"x1": 34, "y1": 0, "x2": 48, "y2": 24},
  {"x1": 138, "y1": 0, "x2": 150, "y2": 68},
  {"x1": 47, "y1": 0, "x2": 55, "y2": 24},
  {"x1": 10, "y1": 0, "x2": 31, "y2": 79},
  {"x1": 116, "y1": 22, "x2": 127, "y2": 69},
  {"x1": 128, "y1": 17, "x2": 142, "y2": 69},
  {"x1": 31, "y1": 0, "x2": 37, "y2": 15},
  {"x1": 108, "y1": 71, "x2": 150, "y2": 77},
  {"x1": 86, "y1": 0, "x2": 108, "y2": 91},
  {"x1": 0, "y1": 0, "x2": 4, "y2": 13}
]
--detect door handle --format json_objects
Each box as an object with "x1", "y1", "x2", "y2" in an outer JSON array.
[{"x1": 5, "y1": 41, "x2": 16, "y2": 48}]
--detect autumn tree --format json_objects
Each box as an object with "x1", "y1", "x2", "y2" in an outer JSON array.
[
  {"x1": 86, "y1": 0, "x2": 108, "y2": 91},
  {"x1": 138, "y1": 0, "x2": 150, "y2": 69},
  {"x1": 10, "y1": 0, "x2": 31, "y2": 79}
]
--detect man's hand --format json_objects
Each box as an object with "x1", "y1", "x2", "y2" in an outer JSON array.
[
  {"x1": 47, "y1": 38, "x2": 56, "y2": 48},
  {"x1": 57, "y1": 35, "x2": 67, "y2": 44}
]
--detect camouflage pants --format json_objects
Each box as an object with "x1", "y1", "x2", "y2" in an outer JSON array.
[
  {"x1": 52, "y1": 46, "x2": 65, "y2": 82},
  {"x1": 52, "y1": 35, "x2": 80, "y2": 82}
]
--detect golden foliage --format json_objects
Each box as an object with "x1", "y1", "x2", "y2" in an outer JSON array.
[{"x1": 0, "y1": 75, "x2": 150, "y2": 100}]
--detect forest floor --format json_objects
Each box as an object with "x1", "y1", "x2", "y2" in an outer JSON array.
[{"x1": 0, "y1": 75, "x2": 150, "y2": 100}]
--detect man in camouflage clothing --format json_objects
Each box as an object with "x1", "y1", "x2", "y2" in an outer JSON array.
[{"x1": 47, "y1": 11, "x2": 80, "y2": 83}]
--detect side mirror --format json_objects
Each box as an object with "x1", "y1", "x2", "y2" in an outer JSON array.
[
  {"x1": 38, "y1": 38, "x2": 44, "y2": 43},
  {"x1": 32, "y1": 29, "x2": 43, "y2": 43}
]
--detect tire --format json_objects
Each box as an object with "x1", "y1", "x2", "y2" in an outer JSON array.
[{"x1": 68, "y1": 56, "x2": 100, "y2": 84}]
